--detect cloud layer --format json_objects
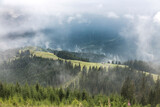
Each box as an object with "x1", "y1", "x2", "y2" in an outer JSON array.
[{"x1": 1, "y1": 0, "x2": 160, "y2": 62}]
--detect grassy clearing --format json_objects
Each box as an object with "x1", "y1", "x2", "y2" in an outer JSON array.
[
  {"x1": 145, "y1": 72, "x2": 159, "y2": 81},
  {"x1": 68, "y1": 59, "x2": 125, "y2": 71},
  {"x1": 21, "y1": 47, "x2": 159, "y2": 81},
  {"x1": 32, "y1": 50, "x2": 159, "y2": 81},
  {"x1": 32, "y1": 50, "x2": 125, "y2": 71},
  {"x1": 32, "y1": 51, "x2": 59, "y2": 60}
]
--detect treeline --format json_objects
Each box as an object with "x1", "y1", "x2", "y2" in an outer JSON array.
[
  {"x1": 0, "y1": 55, "x2": 81, "y2": 86},
  {"x1": 0, "y1": 82, "x2": 141, "y2": 107},
  {"x1": 121, "y1": 76, "x2": 160, "y2": 106},
  {"x1": 1, "y1": 79, "x2": 160, "y2": 106},
  {"x1": 108, "y1": 60, "x2": 121, "y2": 64},
  {"x1": 124, "y1": 60, "x2": 156, "y2": 73},
  {"x1": 75, "y1": 65, "x2": 159, "y2": 106},
  {"x1": 47, "y1": 49, "x2": 89, "y2": 62},
  {"x1": 57, "y1": 51, "x2": 89, "y2": 62},
  {"x1": 0, "y1": 50, "x2": 160, "y2": 106}
]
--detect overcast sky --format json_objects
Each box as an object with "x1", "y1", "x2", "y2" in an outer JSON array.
[
  {"x1": 1, "y1": 0, "x2": 160, "y2": 61},
  {"x1": 1, "y1": 0, "x2": 160, "y2": 14}
]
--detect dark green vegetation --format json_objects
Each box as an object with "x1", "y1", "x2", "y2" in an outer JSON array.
[
  {"x1": 50, "y1": 50, "x2": 89, "y2": 62},
  {"x1": 0, "y1": 72, "x2": 160, "y2": 106},
  {"x1": 0, "y1": 81, "x2": 141, "y2": 107},
  {"x1": 124, "y1": 60, "x2": 156, "y2": 74},
  {"x1": 0, "y1": 47, "x2": 160, "y2": 106},
  {"x1": 47, "y1": 48, "x2": 108, "y2": 62}
]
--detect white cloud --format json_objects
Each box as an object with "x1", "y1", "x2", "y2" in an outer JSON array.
[
  {"x1": 124, "y1": 14, "x2": 134, "y2": 20},
  {"x1": 76, "y1": 14, "x2": 82, "y2": 18},
  {"x1": 153, "y1": 11, "x2": 160, "y2": 24},
  {"x1": 1, "y1": 0, "x2": 160, "y2": 62},
  {"x1": 106, "y1": 12, "x2": 119, "y2": 19},
  {"x1": 67, "y1": 16, "x2": 75, "y2": 23},
  {"x1": 120, "y1": 14, "x2": 160, "y2": 61},
  {"x1": 1, "y1": 0, "x2": 160, "y2": 15},
  {"x1": 97, "y1": 4, "x2": 103, "y2": 9},
  {"x1": 138, "y1": 15, "x2": 150, "y2": 20},
  {"x1": 67, "y1": 14, "x2": 89, "y2": 24}
]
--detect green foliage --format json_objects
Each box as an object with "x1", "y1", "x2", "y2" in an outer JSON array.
[
  {"x1": 124, "y1": 60, "x2": 156, "y2": 73},
  {"x1": 0, "y1": 82, "x2": 142, "y2": 106},
  {"x1": 121, "y1": 77, "x2": 135, "y2": 103},
  {"x1": 56, "y1": 51, "x2": 89, "y2": 62},
  {"x1": 71, "y1": 99, "x2": 80, "y2": 107},
  {"x1": 0, "y1": 48, "x2": 159, "y2": 106}
]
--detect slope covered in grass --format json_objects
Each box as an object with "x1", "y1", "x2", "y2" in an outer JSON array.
[
  {"x1": 24, "y1": 47, "x2": 158, "y2": 81},
  {"x1": 25, "y1": 47, "x2": 125, "y2": 71}
]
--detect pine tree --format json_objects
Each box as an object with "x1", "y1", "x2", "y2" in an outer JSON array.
[
  {"x1": 50, "y1": 92, "x2": 55, "y2": 104},
  {"x1": 121, "y1": 77, "x2": 135, "y2": 103},
  {"x1": 140, "y1": 75, "x2": 147, "y2": 105},
  {"x1": 15, "y1": 82, "x2": 21, "y2": 93},
  {"x1": 0, "y1": 81, "x2": 4, "y2": 98},
  {"x1": 148, "y1": 89, "x2": 155, "y2": 106},
  {"x1": 155, "y1": 78, "x2": 160, "y2": 105},
  {"x1": 66, "y1": 88, "x2": 70, "y2": 99},
  {"x1": 35, "y1": 83, "x2": 40, "y2": 92},
  {"x1": 82, "y1": 90, "x2": 88, "y2": 101},
  {"x1": 59, "y1": 87, "x2": 64, "y2": 101}
]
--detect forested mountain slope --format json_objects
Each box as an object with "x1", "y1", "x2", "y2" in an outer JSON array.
[{"x1": 0, "y1": 47, "x2": 160, "y2": 106}]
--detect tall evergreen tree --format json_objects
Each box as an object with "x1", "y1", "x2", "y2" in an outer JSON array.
[{"x1": 121, "y1": 77, "x2": 135, "y2": 103}]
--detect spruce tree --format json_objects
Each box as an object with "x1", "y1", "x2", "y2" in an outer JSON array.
[{"x1": 121, "y1": 77, "x2": 135, "y2": 103}]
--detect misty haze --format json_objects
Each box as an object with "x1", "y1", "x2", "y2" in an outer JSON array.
[{"x1": 0, "y1": 0, "x2": 160, "y2": 107}]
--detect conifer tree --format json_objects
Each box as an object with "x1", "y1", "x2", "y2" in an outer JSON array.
[
  {"x1": 59, "y1": 87, "x2": 64, "y2": 101},
  {"x1": 121, "y1": 77, "x2": 135, "y2": 103}
]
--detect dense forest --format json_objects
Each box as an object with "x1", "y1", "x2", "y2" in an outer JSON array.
[
  {"x1": 0, "y1": 49, "x2": 159, "y2": 106},
  {"x1": 0, "y1": 75, "x2": 160, "y2": 106},
  {"x1": 124, "y1": 60, "x2": 156, "y2": 74},
  {"x1": 47, "y1": 48, "x2": 113, "y2": 63},
  {"x1": 0, "y1": 81, "x2": 141, "y2": 107},
  {"x1": 47, "y1": 49, "x2": 89, "y2": 62}
]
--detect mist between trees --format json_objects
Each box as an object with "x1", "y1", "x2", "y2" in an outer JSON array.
[{"x1": 0, "y1": 51, "x2": 159, "y2": 106}]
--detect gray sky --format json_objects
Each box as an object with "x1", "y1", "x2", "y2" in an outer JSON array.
[{"x1": 1, "y1": 0, "x2": 160, "y2": 61}]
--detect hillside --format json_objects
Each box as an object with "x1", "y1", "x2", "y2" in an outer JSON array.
[
  {"x1": 0, "y1": 47, "x2": 159, "y2": 106},
  {"x1": 1, "y1": 46, "x2": 156, "y2": 82},
  {"x1": 21, "y1": 47, "x2": 125, "y2": 70},
  {"x1": 24, "y1": 47, "x2": 160, "y2": 80}
]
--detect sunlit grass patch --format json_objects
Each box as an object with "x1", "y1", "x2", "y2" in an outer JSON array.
[
  {"x1": 20, "y1": 47, "x2": 160, "y2": 81},
  {"x1": 33, "y1": 51, "x2": 59, "y2": 60}
]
